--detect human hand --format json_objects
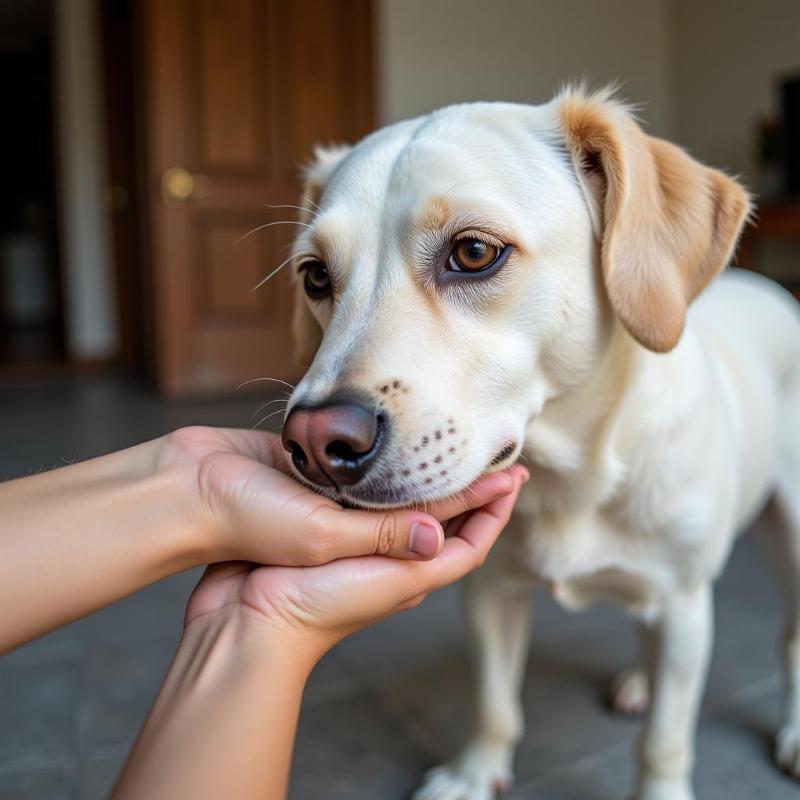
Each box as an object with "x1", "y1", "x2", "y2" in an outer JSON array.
[
  {"x1": 113, "y1": 433, "x2": 525, "y2": 800},
  {"x1": 183, "y1": 463, "x2": 527, "y2": 660},
  {"x1": 162, "y1": 425, "x2": 525, "y2": 568}
]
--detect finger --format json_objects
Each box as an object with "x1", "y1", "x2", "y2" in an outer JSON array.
[
  {"x1": 288, "y1": 474, "x2": 524, "y2": 635},
  {"x1": 422, "y1": 464, "x2": 529, "y2": 523},
  {"x1": 197, "y1": 561, "x2": 254, "y2": 582},
  {"x1": 302, "y1": 465, "x2": 527, "y2": 565},
  {"x1": 442, "y1": 510, "x2": 471, "y2": 539},
  {"x1": 413, "y1": 472, "x2": 524, "y2": 591},
  {"x1": 309, "y1": 505, "x2": 445, "y2": 562},
  {"x1": 185, "y1": 561, "x2": 255, "y2": 625}
]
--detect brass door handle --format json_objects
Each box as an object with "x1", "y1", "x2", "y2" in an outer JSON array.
[{"x1": 161, "y1": 167, "x2": 203, "y2": 203}]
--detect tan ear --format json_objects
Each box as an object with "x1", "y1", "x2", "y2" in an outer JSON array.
[
  {"x1": 291, "y1": 144, "x2": 351, "y2": 367},
  {"x1": 558, "y1": 87, "x2": 752, "y2": 352}
]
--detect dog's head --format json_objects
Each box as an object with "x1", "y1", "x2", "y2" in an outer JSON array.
[{"x1": 281, "y1": 87, "x2": 751, "y2": 508}]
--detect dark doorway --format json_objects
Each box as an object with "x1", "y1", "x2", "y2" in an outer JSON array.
[{"x1": 0, "y1": 0, "x2": 64, "y2": 364}]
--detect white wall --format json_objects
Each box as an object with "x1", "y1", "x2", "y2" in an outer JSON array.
[
  {"x1": 54, "y1": 0, "x2": 118, "y2": 360},
  {"x1": 377, "y1": 0, "x2": 674, "y2": 135}
]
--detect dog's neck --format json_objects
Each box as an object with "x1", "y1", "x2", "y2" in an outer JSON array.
[{"x1": 522, "y1": 320, "x2": 641, "y2": 513}]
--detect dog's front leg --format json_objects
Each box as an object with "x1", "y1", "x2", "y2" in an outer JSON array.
[
  {"x1": 414, "y1": 545, "x2": 534, "y2": 800},
  {"x1": 635, "y1": 583, "x2": 713, "y2": 800}
]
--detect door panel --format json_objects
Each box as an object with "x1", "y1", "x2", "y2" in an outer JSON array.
[
  {"x1": 195, "y1": 0, "x2": 265, "y2": 172},
  {"x1": 139, "y1": 0, "x2": 373, "y2": 395}
]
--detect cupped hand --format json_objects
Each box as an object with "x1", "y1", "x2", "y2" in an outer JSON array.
[
  {"x1": 184, "y1": 462, "x2": 526, "y2": 657},
  {"x1": 163, "y1": 425, "x2": 525, "y2": 568}
]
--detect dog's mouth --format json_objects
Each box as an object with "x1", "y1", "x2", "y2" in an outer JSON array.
[
  {"x1": 291, "y1": 439, "x2": 521, "y2": 511},
  {"x1": 489, "y1": 441, "x2": 518, "y2": 468}
]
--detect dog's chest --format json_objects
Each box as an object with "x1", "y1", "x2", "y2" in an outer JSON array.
[
  {"x1": 508, "y1": 458, "x2": 672, "y2": 618},
  {"x1": 507, "y1": 498, "x2": 666, "y2": 618}
]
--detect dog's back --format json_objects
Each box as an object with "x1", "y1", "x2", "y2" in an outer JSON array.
[{"x1": 691, "y1": 268, "x2": 800, "y2": 383}]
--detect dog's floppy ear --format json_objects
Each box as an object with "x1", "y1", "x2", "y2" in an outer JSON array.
[
  {"x1": 557, "y1": 87, "x2": 751, "y2": 352},
  {"x1": 292, "y1": 144, "x2": 351, "y2": 368}
]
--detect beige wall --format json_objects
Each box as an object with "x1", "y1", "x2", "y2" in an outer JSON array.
[
  {"x1": 673, "y1": 0, "x2": 800, "y2": 279},
  {"x1": 673, "y1": 0, "x2": 800, "y2": 192},
  {"x1": 377, "y1": 0, "x2": 800, "y2": 278},
  {"x1": 377, "y1": 0, "x2": 800, "y2": 189},
  {"x1": 377, "y1": 0, "x2": 674, "y2": 135}
]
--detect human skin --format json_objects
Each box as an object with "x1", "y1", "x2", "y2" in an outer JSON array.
[
  {"x1": 113, "y1": 476, "x2": 523, "y2": 800},
  {"x1": 0, "y1": 424, "x2": 526, "y2": 798},
  {"x1": 0, "y1": 425, "x2": 523, "y2": 653}
]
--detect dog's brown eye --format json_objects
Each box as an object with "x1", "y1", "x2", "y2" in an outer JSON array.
[
  {"x1": 302, "y1": 260, "x2": 331, "y2": 299},
  {"x1": 449, "y1": 239, "x2": 499, "y2": 272}
]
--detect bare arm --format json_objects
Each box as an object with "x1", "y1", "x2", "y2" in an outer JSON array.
[
  {"x1": 112, "y1": 607, "x2": 313, "y2": 800},
  {"x1": 0, "y1": 439, "x2": 200, "y2": 651},
  {"x1": 0, "y1": 425, "x2": 520, "y2": 654}
]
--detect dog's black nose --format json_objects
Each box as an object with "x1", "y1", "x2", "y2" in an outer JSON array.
[{"x1": 282, "y1": 401, "x2": 384, "y2": 488}]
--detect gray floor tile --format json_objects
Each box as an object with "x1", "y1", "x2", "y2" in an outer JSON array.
[
  {"x1": 510, "y1": 742, "x2": 634, "y2": 800},
  {"x1": 78, "y1": 637, "x2": 176, "y2": 750},
  {"x1": 1, "y1": 374, "x2": 797, "y2": 799},
  {"x1": 76, "y1": 751, "x2": 127, "y2": 800},
  {"x1": 512, "y1": 687, "x2": 798, "y2": 800},
  {"x1": 64, "y1": 570, "x2": 200, "y2": 647},
  {"x1": 0, "y1": 766, "x2": 68, "y2": 800},
  {"x1": 0, "y1": 659, "x2": 79, "y2": 768},
  {"x1": 332, "y1": 583, "x2": 469, "y2": 687},
  {"x1": 290, "y1": 691, "x2": 426, "y2": 800},
  {"x1": 303, "y1": 649, "x2": 364, "y2": 708},
  {"x1": 693, "y1": 712, "x2": 796, "y2": 800},
  {"x1": 372, "y1": 620, "x2": 639, "y2": 782}
]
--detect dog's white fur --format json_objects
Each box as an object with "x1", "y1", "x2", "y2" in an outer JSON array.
[{"x1": 285, "y1": 87, "x2": 800, "y2": 799}]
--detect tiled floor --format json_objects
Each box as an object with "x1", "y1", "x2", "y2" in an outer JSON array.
[{"x1": 0, "y1": 372, "x2": 797, "y2": 799}]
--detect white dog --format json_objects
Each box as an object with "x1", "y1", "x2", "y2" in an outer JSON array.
[{"x1": 280, "y1": 86, "x2": 800, "y2": 800}]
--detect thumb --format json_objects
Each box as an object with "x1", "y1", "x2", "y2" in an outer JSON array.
[{"x1": 310, "y1": 506, "x2": 445, "y2": 561}]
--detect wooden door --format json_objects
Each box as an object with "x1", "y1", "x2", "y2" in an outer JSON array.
[{"x1": 138, "y1": 0, "x2": 373, "y2": 395}]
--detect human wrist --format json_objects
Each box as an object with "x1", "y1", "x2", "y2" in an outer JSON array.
[
  {"x1": 183, "y1": 603, "x2": 321, "y2": 681},
  {"x1": 150, "y1": 429, "x2": 227, "y2": 568},
  {"x1": 115, "y1": 602, "x2": 314, "y2": 800}
]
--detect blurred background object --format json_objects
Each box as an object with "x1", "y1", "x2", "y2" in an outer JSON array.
[
  {"x1": 0, "y1": 0, "x2": 798, "y2": 396},
  {"x1": 0, "y1": 1, "x2": 799, "y2": 798}
]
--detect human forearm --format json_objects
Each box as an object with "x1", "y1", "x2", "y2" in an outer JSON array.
[
  {"x1": 112, "y1": 607, "x2": 313, "y2": 800},
  {"x1": 0, "y1": 438, "x2": 204, "y2": 651}
]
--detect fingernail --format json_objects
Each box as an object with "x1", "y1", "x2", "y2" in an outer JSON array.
[{"x1": 410, "y1": 522, "x2": 441, "y2": 558}]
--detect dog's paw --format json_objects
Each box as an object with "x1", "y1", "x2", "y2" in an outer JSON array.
[
  {"x1": 609, "y1": 667, "x2": 650, "y2": 716},
  {"x1": 412, "y1": 742, "x2": 512, "y2": 800},
  {"x1": 634, "y1": 780, "x2": 696, "y2": 800},
  {"x1": 634, "y1": 773, "x2": 696, "y2": 800},
  {"x1": 776, "y1": 723, "x2": 800, "y2": 778}
]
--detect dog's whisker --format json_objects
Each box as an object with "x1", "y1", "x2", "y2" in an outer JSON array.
[
  {"x1": 251, "y1": 407, "x2": 289, "y2": 431},
  {"x1": 251, "y1": 254, "x2": 296, "y2": 291},
  {"x1": 249, "y1": 398, "x2": 289, "y2": 422},
  {"x1": 263, "y1": 202, "x2": 320, "y2": 218},
  {"x1": 268, "y1": 437, "x2": 285, "y2": 453},
  {"x1": 234, "y1": 220, "x2": 312, "y2": 247},
  {"x1": 236, "y1": 377, "x2": 296, "y2": 392}
]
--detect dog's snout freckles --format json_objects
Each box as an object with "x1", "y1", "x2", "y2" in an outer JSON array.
[{"x1": 282, "y1": 375, "x2": 479, "y2": 507}]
